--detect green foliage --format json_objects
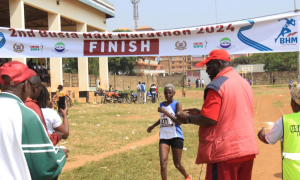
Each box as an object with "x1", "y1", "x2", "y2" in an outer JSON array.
[
  {"x1": 108, "y1": 57, "x2": 137, "y2": 75},
  {"x1": 112, "y1": 29, "x2": 132, "y2": 32},
  {"x1": 62, "y1": 58, "x2": 78, "y2": 74},
  {"x1": 263, "y1": 52, "x2": 297, "y2": 71},
  {"x1": 88, "y1": 57, "x2": 99, "y2": 75},
  {"x1": 62, "y1": 58, "x2": 99, "y2": 75},
  {"x1": 72, "y1": 99, "x2": 79, "y2": 106},
  {"x1": 109, "y1": 29, "x2": 136, "y2": 76},
  {"x1": 231, "y1": 52, "x2": 297, "y2": 71}
]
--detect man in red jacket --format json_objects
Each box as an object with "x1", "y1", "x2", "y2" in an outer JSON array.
[
  {"x1": 24, "y1": 75, "x2": 61, "y2": 146},
  {"x1": 176, "y1": 49, "x2": 258, "y2": 180}
]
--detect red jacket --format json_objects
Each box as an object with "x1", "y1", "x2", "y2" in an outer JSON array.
[
  {"x1": 25, "y1": 97, "x2": 61, "y2": 146},
  {"x1": 196, "y1": 67, "x2": 258, "y2": 164}
]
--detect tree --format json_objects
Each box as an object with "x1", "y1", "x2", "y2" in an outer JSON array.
[
  {"x1": 231, "y1": 52, "x2": 297, "y2": 71},
  {"x1": 88, "y1": 57, "x2": 99, "y2": 75},
  {"x1": 108, "y1": 57, "x2": 137, "y2": 75},
  {"x1": 112, "y1": 29, "x2": 132, "y2": 32},
  {"x1": 62, "y1": 58, "x2": 78, "y2": 74},
  {"x1": 108, "y1": 28, "x2": 137, "y2": 75},
  {"x1": 263, "y1": 52, "x2": 297, "y2": 71}
]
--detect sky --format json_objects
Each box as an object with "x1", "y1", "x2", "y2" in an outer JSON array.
[{"x1": 106, "y1": 0, "x2": 300, "y2": 31}]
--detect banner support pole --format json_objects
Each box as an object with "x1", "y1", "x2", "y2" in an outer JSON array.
[{"x1": 297, "y1": 51, "x2": 300, "y2": 83}]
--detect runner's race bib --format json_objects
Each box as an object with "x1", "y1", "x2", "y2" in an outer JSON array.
[{"x1": 160, "y1": 105, "x2": 175, "y2": 128}]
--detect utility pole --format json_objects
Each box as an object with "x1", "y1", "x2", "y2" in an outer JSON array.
[
  {"x1": 183, "y1": 56, "x2": 186, "y2": 75},
  {"x1": 294, "y1": 0, "x2": 300, "y2": 83}
]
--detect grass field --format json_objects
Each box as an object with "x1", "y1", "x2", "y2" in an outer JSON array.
[
  {"x1": 59, "y1": 85, "x2": 291, "y2": 180},
  {"x1": 59, "y1": 88, "x2": 204, "y2": 179}
]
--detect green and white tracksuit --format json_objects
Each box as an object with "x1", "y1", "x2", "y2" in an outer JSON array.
[{"x1": 0, "y1": 92, "x2": 66, "y2": 180}]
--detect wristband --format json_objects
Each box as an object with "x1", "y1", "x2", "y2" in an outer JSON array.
[{"x1": 186, "y1": 115, "x2": 191, "y2": 124}]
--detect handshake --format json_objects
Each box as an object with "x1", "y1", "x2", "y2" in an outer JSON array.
[{"x1": 158, "y1": 107, "x2": 201, "y2": 124}]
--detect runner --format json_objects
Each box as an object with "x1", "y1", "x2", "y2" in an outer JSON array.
[{"x1": 147, "y1": 84, "x2": 192, "y2": 180}]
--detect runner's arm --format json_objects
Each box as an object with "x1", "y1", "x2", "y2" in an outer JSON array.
[
  {"x1": 151, "y1": 119, "x2": 160, "y2": 128},
  {"x1": 147, "y1": 120, "x2": 160, "y2": 133},
  {"x1": 158, "y1": 102, "x2": 182, "y2": 125}
]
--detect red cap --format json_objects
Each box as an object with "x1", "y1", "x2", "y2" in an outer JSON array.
[
  {"x1": 0, "y1": 61, "x2": 37, "y2": 85},
  {"x1": 196, "y1": 49, "x2": 231, "y2": 67}
]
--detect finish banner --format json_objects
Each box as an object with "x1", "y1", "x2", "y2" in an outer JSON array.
[{"x1": 0, "y1": 12, "x2": 299, "y2": 58}]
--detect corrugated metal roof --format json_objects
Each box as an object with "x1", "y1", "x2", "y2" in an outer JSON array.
[{"x1": 78, "y1": 0, "x2": 115, "y2": 18}]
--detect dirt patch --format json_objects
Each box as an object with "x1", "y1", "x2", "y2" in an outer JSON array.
[{"x1": 62, "y1": 133, "x2": 159, "y2": 172}]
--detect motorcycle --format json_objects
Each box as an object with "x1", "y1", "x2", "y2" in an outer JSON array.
[
  {"x1": 117, "y1": 92, "x2": 131, "y2": 104},
  {"x1": 103, "y1": 90, "x2": 116, "y2": 103},
  {"x1": 130, "y1": 91, "x2": 137, "y2": 104},
  {"x1": 103, "y1": 90, "x2": 127, "y2": 104},
  {"x1": 146, "y1": 92, "x2": 152, "y2": 103}
]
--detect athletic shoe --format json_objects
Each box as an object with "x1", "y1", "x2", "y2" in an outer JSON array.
[{"x1": 185, "y1": 175, "x2": 192, "y2": 180}]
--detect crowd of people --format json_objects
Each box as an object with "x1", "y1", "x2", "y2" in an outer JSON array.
[
  {"x1": 27, "y1": 59, "x2": 50, "y2": 87},
  {"x1": 136, "y1": 81, "x2": 158, "y2": 104},
  {"x1": 0, "y1": 61, "x2": 69, "y2": 179},
  {"x1": 147, "y1": 49, "x2": 300, "y2": 180},
  {"x1": 2, "y1": 49, "x2": 300, "y2": 180}
]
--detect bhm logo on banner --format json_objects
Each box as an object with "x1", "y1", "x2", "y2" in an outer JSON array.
[{"x1": 275, "y1": 18, "x2": 298, "y2": 45}]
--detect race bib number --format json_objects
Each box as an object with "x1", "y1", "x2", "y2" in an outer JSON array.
[{"x1": 160, "y1": 114, "x2": 174, "y2": 128}]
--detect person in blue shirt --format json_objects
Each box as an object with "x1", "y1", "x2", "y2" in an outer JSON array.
[
  {"x1": 141, "y1": 82, "x2": 147, "y2": 104},
  {"x1": 147, "y1": 84, "x2": 192, "y2": 180},
  {"x1": 289, "y1": 79, "x2": 293, "y2": 89}
]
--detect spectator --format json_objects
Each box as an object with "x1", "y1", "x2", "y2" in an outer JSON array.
[
  {"x1": 201, "y1": 78, "x2": 204, "y2": 88},
  {"x1": 182, "y1": 86, "x2": 186, "y2": 97},
  {"x1": 150, "y1": 83, "x2": 157, "y2": 103},
  {"x1": 273, "y1": 75, "x2": 276, "y2": 85},
  {"x1": 141, "y1": 82, "x2": 147, "y2": 104},
  {"x1": 44, "y1": 69, "x2": 50, "y2": 87},
  {"x1": 109, "y1": 85, "x2": 113, "y2": 92},
  {"x1": 176, "y1": 49, "x2": 258, "y2": 180},
  {"x1": 56, "y1": 85, "x2": 66, "y2": 117},
  {"x1": 33, "y1": 63, "x2": 37, "y2": 72},
  {"x1": 38, "y1": 84, "x2": 69, "y2": 140},
  {"x1": 25, "y1": 75, "x2": 62, "y2": 146},
  {"x1": 197, "y1": 78, "x2": 200, "y2": 88},
  {"x1": 257, "y1": 82, "x2": 300, "y2": 179},
  {"x1": 289, "y1": 79, "x2": 293, "y2": 89},
  {"x1": 0, "y1": 61, "x2": 67, "y2": 180},
  {"x1": 40, "y1": 70, "x2": 45, "y2": 82},
  {"x1": 196, "y1": 78, "x2": 199, "y2": 88},
  {"x1": 27, "y1": 58, "x2": 33, "y2": 70},
  {"x1": 42, "y1": 63, "x2": 45, "y2": 70},
  {"x1": 37, "y1": 62, "x2": 41, "y2": 71},
  {"x1": 137, "y1": 81, "x2": 141, "y2": 104},
  {"x1": 187, "y1": 79, "x2": 191, "y2": 89},
  {"x1": 249, "y1": 78, "x2": 252, "y2": 86}
]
